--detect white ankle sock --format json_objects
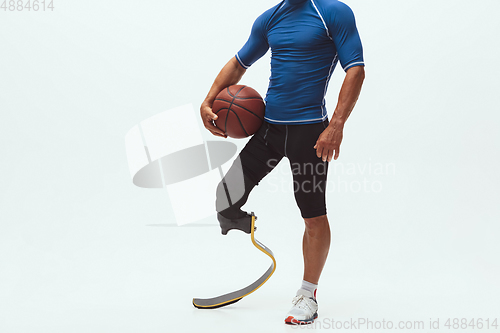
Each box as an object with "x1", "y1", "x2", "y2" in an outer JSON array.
[{"x1": 301, "y1": 280, "x2": 318, "y2": 299}]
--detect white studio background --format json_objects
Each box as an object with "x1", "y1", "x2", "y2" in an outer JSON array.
[{"x1": 0, "y1": 0, "x2": 499, "y2": 332}]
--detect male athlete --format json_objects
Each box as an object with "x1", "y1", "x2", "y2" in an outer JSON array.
[{"x1": 200, "y1": 0, "x2": 365, "y2": 325}]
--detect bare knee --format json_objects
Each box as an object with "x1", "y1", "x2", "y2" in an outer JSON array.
[{"x1": 304, "y1": 214, "x2": 329, "y2": 231}]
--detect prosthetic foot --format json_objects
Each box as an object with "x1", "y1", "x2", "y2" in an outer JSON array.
[
  {"x1": 193, "y1": 213, "x2": 276, "y2": 309},
  {"x1": 218, "y1": 212, "x2": 257, "y2": 235}
]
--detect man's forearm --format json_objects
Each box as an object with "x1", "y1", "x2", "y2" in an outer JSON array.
[
  {"x1": 331, "y1": 66, "x2": 365, "y2": 126},
  {"x1": 203, "y1": 57, "x2": 247, "y2": 106}
]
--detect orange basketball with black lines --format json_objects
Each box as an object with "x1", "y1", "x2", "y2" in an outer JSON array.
[{"x1": 213, "y1": 85, "x2": 265, "y2": 139}]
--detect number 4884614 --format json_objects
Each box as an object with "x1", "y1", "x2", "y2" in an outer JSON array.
[
  {"x1": 1, "y1": 0, "x2": 55, "y2": 11},
  {"x1": 444, "y1": 318, "x2": 498, "y2": 330}
]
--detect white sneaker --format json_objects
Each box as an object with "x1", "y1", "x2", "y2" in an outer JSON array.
[{"x1": 284, "y1": 289, "x2": 318, "y2": 325}]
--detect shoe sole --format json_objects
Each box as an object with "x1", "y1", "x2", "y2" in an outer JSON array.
[{"x1": 284, "y1": 313, "x2": 318, "y2": 325}]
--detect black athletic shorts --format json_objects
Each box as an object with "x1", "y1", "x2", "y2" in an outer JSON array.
[{"x1": 239, "y1": 119, "x2": 329, "y2": 218}]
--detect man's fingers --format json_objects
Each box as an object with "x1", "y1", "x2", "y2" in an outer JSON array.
[
  {"x1": 334, "y1": 147, "x2": 340, "y2": 160},
  {"x1": 205, "y1": 124, "x2": 227, "y2": 137},
  {"x1": 317, "y1": 145, "x2": 336, "y2": 162},
  {"x1": 205, "y1": 113, "x2": 217, "y2": 122},
  {"x1": 321, "y1": 149, "x2": 330, "y2": 162},
  {"x1": 315, "y1": 127, "x2": 343, "y2": 161},
  {"x1": 208, "y1": 113, "x2": 218, "y2": 121},
  {"x1": 211, "y1": 131, "x2": 227, "y2": 138},
  {"x1": 201, "y1": 106, "x2": 218, "y2": 121},
  {"x1": 211, "y1": 128, "x2": 227, "y2": 138},
  {"x1": 209, "y1": 128, "x2": 227, "y2": 138},
  {"x1": 317, "y1": 143, "x2": 328, "y2": 162},
  {"x1": 316, "y1": 143, "x2": 332, "y2": 161},
  {"x1": 201, "y1": 104, "x2": 225, "y2": 137},
  {"x1": 316, "y1": 145, "x2": 323, "y2": 159},
  {"x1": 326, "y1": 149, "x2": 333, "y2": 162},
  {"x1": 205, "y1": 121, "x2": 226, "y2": 137}
]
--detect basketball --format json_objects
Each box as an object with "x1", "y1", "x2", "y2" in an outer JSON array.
[{"x1": 213, "y1": 85, "x2": 265, "y2": 138}]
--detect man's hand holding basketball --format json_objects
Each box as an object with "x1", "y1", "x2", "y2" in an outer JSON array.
[
  {"x1": 200, "y1": 102, "x2": 227, "y2": 138},
  {"x1": 200, "y1": 57, "x2": 247, "y2": 139}
]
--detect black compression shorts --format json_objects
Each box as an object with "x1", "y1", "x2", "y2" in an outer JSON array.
[{"x1": 217, "y1": 119, "x2": 329, "y2": 219}]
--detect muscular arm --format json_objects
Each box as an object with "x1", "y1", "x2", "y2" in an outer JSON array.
[
  {"x1": 200, "y1": 57, "x2": 247, "y2": 138},
  {"x1": 333, "y1": 65, "x2": 365, "y2": 124},
  {"x1": 314, "y1": 65, "x2": 365, "y2": 161}
]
